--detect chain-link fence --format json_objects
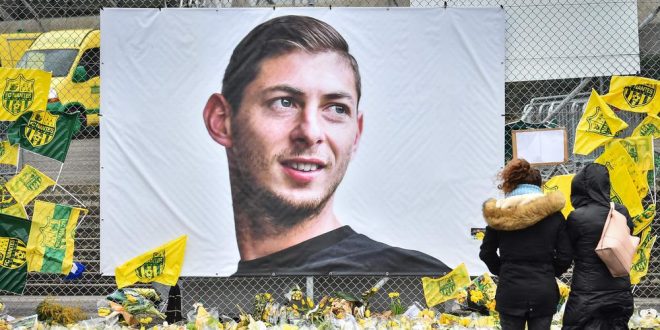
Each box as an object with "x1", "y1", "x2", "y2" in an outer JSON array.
[{"x1": 0, "y1": 0, "x2": 659, "y2": 318}]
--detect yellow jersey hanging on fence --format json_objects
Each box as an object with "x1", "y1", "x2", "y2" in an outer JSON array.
[
  {"x1": 574, "y1": 89, "x2": 628, "y2": 155},
  {"x1": 602, "y1": 76, "x2": 659, "y2": 114},
  {"x1": 0, "y1": 68, "x2": 50, "y2": 121}
]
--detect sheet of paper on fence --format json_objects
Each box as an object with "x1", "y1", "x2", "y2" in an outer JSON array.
[{"x1": 513, "y1": 129, "x2": 566, "y2": 164}]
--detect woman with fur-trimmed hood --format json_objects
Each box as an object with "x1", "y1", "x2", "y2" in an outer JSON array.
[
  {"x1": 480, "y1": 159, "x2": 572, "y2": 330},
  {"x1": 561, "y1": 163, "x2": 634, "y2": 329}
]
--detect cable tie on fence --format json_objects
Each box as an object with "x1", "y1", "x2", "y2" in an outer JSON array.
[{"x1": 500, "y1": 4, "x2": 504, "y2": 9}]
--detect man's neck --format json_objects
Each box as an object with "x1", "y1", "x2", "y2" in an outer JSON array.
[{"x1": 234, "y1": 200, "x2": 342, "y2": 261}]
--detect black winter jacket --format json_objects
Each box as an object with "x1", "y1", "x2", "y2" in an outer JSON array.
[
  {"x1": 480, "y1": 190, "x2": 572, "y2": 318},
  {"x1": 562, "y1": 163, "x2": 634, "y2": 330}
]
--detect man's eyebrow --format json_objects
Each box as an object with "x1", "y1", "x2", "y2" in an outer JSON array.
[
  {"x1": 325, "y1": 92, "x2": 354, "y2": 102},
  {"x1": 262, "y1": 85, "x2": 304, "y2": 96},
  {"x1": 261, "y1": 85, "x2": 355, "y2": 102}
]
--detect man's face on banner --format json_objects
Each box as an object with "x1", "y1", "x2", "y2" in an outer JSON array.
[{"x1": 229, "y1": 50, "x2": 363, "y2": 215}]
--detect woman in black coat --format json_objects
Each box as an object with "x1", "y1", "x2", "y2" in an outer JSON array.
[
  {"x1": 562, "y1": 163, "x2": 634, "y2": 329},
  {"x1": 480, "y1": 159, "x2": 572, "y2": 330}
]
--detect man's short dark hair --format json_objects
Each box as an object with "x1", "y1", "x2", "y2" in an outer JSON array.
[{"x1": 222, "y1": 15, "x2": 361, "y2": 112}]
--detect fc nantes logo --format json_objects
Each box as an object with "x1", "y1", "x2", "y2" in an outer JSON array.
[
  {"x1": 543, "y1": 184, "x2": 559, "y2": 192},
  {"x1": 20, "y1": 168, "x2": 42, "y2": 191},
  {"x1": 438, "y1": 277, "x2": 456, "y2": 296},
  {"x1": 135, "y1": 251, "x2": 165, "y2": 281},
  {"x1": 0, "y1": 186, "x2": 17, "y2": 210},
  {"x1": 39, "y1": 216, "x2": 68, "y2": 250},
  {"x1": 586, "y1": 106, "x2": 612, "y2": 136},
  {"x1": 25, "y1": 111, "x2": 58, "y2": 147},
  {"x1": 2, "y1": 74, "x2": 34, "y2": 116},
  {"x1": 0, "y1": 237, "x2": 26, "y2": 270},
  {"x1": 623, "y1": 84, "x2": 656, "y2": 108}
]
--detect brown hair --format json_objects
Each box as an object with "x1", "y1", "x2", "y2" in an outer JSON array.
[
  {"x1": 222, "y1": 15, "x2": 361, "y2": 113},
  {"x1": 498, "y1": 158, "x2": 542, "y2": 194}
]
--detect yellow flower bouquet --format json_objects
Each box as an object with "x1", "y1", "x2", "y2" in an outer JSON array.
[{"x1": 463, "y1": 273, "x2": 497, "y2": 315}]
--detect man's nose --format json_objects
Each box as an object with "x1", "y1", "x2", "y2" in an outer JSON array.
[{"x1": 291, "y1": 106, "x2": 323, "y2": 147}]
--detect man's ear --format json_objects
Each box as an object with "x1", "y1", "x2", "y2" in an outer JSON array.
[
  {"x1": 203, "y1": 93, "x2": 233, "y2": 148},
  {"x1": 352, "y1": 112, "x2": 364, "y2": 155}
]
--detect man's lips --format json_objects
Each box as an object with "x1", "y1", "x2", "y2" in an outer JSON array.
[{"x1": 281, "y1": 158, "x2": 326, "y2": 183}]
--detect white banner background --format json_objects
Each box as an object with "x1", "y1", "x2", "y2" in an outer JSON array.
[{"x1": 100, "y1": 8, "x2": 505, "y2": 276}]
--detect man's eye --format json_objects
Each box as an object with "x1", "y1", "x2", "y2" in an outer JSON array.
[
  {"x1": 279, "y1": 98, "x2": 293, "y2": 107},
  {"x1": 329, "y1": 105, "x2": 347, "y2": 115}
]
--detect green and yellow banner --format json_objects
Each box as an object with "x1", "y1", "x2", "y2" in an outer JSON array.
[
  {"x1": 542, "y1": 174, "x2": 575, "y2": 218},
  {"x1": 574, "y1": 89, "x2": 628, "y2": 155},
  {"x1": 631, "y1": 227, "x2": 656, "y2": 285},
  {"x1": 0, "y1": 68, "x2": 50, "y2": 121},
  {"x1": 633, "y1": 204, "x2": 656, "y2": 236},
  {"x1": 5, "y1": 165, "x2": 56, "y2": 205},
  {"x1": 115, "y1": 235, "x2": 187, "y2": 288},
  {"x1": 26, "y1": 200, "x2": 87, "y2": 274},
  {"x1": 602, "y1": 76, "x2": 659, "y2": 114},
  {"x1": 0, "y1": 213, "x2": 30, "y2": 294},
  {"x1": 422, "y1": 263, "x2": 470, "y2": 307},
  {"x1": 8, "y1": 110, "x2": 81, "y2": 163}
]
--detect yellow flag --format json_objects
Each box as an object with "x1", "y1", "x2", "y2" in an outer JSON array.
[
  {"x1": 26, "y1": 200, "x2": 87, "y2": 274},
  {"x1": 602, "y1": 76, "x2": 659, "y2": 114},
  {"x1": 0, "y1": 68, "x2": 51, "y2": 121},
  {"x1": 422, "y1": 263, "x2": 471, "y2": 307},
  {"x1": 596, "y1": 141, "x2": 648, "y2": 203},
  {"x1": 0, "y1": 141, "x2": 18, "y2": 166},
  {"x1": 618, "y1": 136, "x2": 654, "y2": 171},
  {"x1": 633, "y1": 204, "x2": 656, "y2": 236},
  {"x1": 0, "y1": 184, "x2": 27, "y2": 219},
  {"x1": 630, "y1": 227, "x2": 656, "y2": 284},
  {"x1": 542, "y1": 174, "x2": 575, "y2": 218},
  {"x1": 574, "y1": 89, "x2": 628, "y2": 155},
  {"x1": 115, "y1": 235, "x2": 187, "y2": 288},
  {"x1": 5, "y1": 165, "x2": 55, "y2": 205},
  {"x1": 632, "y1": 114, "x2": 660, "y2": 138}
]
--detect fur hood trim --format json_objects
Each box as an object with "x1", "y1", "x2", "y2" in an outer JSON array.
[{"x1": 482, "y1": 191, "x2": 565, "y2": 231}]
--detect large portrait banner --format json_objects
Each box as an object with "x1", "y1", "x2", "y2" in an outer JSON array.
[{"x1": 100, "y1": 7, "x2": 505, "y2": 276}]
